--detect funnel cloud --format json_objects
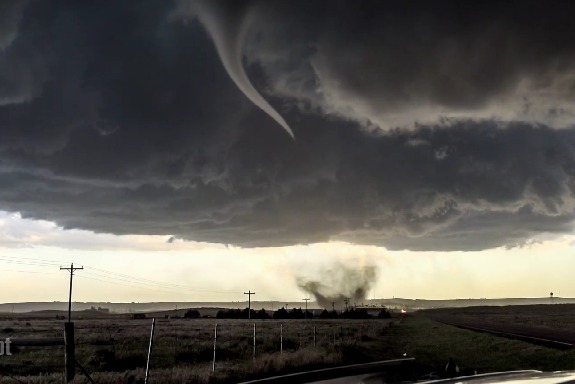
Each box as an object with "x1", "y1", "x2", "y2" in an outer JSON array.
[
  {"x1": 297, "y1": 263, "x2": 379, "y2": 310},
  {"x1": 177, "y1": 0, "x2": 294, "y2": 139}
]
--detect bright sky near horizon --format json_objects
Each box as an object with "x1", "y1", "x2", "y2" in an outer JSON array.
[
  {"x1": 2, "y1": 1, "x2": 575, "y2": 307},
  {"x1": 1, "y1": 211, "x2": 571, "y2": 304}
]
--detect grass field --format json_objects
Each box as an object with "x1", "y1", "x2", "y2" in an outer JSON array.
[
  {"x1": 421, "y1": 304, "x2": 575, "y2": 332},
  {"x1": 0, "y1": 316, "x2": 396, "y2": 383},
  {"x1": 398, "y1": 315, "x2": 575, "y2": 375},
  {"x1": 3, "y1": 307, "x2": 575, "y2": 383}
]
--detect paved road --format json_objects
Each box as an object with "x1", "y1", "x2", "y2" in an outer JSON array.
[
  {"x1": 310, "y1": 374, "x2": 374, "y2": 384},
  {"x1": 240, "y1": 359, "x2": 415, "y2": 384}
]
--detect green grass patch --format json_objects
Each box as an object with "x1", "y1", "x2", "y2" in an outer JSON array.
[{"x1": 390, "y1": 316, "x2": 575, "y2": 375}]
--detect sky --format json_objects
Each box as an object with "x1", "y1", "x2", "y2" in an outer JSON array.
[{"x1": 1, "y1": 0, "x2": 575, "y2": 305}]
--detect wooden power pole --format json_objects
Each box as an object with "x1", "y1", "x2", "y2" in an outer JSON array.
[
  {"x1": 244, "y1": 291, "x2": 255, "y2": 320},
  {"x1": 60, "y1": 263, "x2": 83, "y2": 382},
  {"x1": 60, "y1": 263, "x2": 83, "y2": 323}
]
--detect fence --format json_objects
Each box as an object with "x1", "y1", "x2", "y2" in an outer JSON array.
[{"x1": 0, "y1": 317, "x2": 395, "y2": 381}]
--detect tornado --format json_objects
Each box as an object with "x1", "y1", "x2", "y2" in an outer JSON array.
[
  {"x1": 297, "y1": 264, "x2": 379, "y2": 310},
  {"x1": 193, "y1": 0, "x2": 294, "y2": 139}
]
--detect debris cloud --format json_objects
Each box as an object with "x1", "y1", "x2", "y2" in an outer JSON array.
[{"x1": 297, "y1": 263, "x2": 379, "y2": 310}]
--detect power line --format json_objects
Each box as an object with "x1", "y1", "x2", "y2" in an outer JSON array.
[
  {"x1": 0, "y1": 255, "x2": 71, "y2": 266},
  {"x1": 0, "y1": 257, "x2": 62, "y2": 267},
  {"x1": 0, "y1": 254, "x2": 240, "y2": 297},
  {"x1": 81, "y1": 268, "x2": 237, "y2": 294},
  {"x1": 77, "y1": 274, "x2": 233, "y2": 296}
]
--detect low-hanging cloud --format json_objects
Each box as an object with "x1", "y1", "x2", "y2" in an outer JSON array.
[
  {"x1": 242, "y1": 0, "x2": 575, "y2": 130},
  {"x1": 0, "y1": 1, "x2": 574, "y2": 251}
]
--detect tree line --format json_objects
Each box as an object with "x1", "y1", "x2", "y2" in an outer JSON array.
[{"x1": 189, "y1": 307, "x2": 393, "y2": 320}]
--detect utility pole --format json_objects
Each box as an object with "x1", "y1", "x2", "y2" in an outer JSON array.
[
  {"x1": 60, "y1": 263, "x2": 83, "y2": 322},
  {"x1": 244, "y1": 291, "x2": 255, "y2": 320},
  {"x1": 303, "y1": 298, "x2": 310, "y2": 320},
  {"x1": 60, "y1": 263, "x2": 83, "y2": 382},
  {"x1": 344, "y1": 297, "x2": 350, "y2": 311},
  {"x1": 331, "y1": 302, "x2": 335, "y2": 312}
]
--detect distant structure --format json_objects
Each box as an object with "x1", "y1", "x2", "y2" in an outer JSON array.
[{"x1": 303, "y1": 298, "x2": 310, "y2": 320}]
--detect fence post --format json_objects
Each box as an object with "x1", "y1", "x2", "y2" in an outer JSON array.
[
  {"x1": 144, "y1": 318, "x2": 156, "y2": 384},
  {"x1": 64, "y1": 322, "x2": 75, "y2": 382},
  {"x1": 313, "y1": 326, "x2": 316, "y2": 348},
  {"x1": 340, "y1": 326, "x2": 344, "y2": 344},
  {"x1": 280, "y1": 324, "x2": 283, "y2": 354},
  {"x1": 212, "y1": 323, "x2": 218, "y2": 372},
  {"x1": 253, "y1": 322, "x2": 256, "y2": 360}
]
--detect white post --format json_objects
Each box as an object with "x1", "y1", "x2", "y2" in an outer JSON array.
[
  {"x1": 212, "y1": 323, "x2": 218, "y2": 372},
  {"x1": 313, "y1": 326, "x2": 316, "y2": 348},
  {"x1": 253, "y1": 322, "x2": 256, "y2": 360},
  {"x1": 144, "y1": 318, "x2": 156, "y2": 384}
]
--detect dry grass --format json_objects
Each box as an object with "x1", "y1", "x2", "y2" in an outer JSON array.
[
  {"x1": 4, "y1": 312, "x2": 575, "y2": 383},
  {"x1": 0, "y1": 317, "x2": 395, "y2": 383}
]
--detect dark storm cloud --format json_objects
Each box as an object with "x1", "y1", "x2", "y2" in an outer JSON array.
[
  {"x1": 0, "y1": 0, "x2": 27, "y2": 51},
  {"x1": 1, "y1": 0, "x2": 575, "y2": 251},
  {"x1": 234, "y1": 0, "x2": 575, "y2": 129}
]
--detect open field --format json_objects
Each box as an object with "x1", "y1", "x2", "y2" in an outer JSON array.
[
  {"x1": 422, "y1": 304, "x2": 575, "y2": 332},
  {"x1": 388, "y1": 316, "x2": 575, "y2": 375},
  {"x1": 4, "y1": 307, "x2": 575, "y2": 383},
  {"x1": 0, "y1": 315, "x2": 397, "y2": 383}
]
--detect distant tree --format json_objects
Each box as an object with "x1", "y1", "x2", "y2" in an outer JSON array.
[
  {"x1": 216, "y1": 309, "x2": 242, "y2": 319},
  {"x1": 319, "y1": 309, "x2": 338, "y2": 319},
  {"x1": 318, "y1": 309, "x2": 330, "y2": 319},
  {"x1": 216, "y1": 308, "x2": 266, "y2": 319},
  {"x1": 255, "y1": 308, "x2": 270, "y2": 319},
  {"x1": 184, "y1": 309, "x2": 200, "y2": 319},
  {"x1": 339, "y1": 308, "x2": 371, "y2": 319},
  {"x1": 377, "y1": 309, "x2": 391, "y2": 319},
  {"x1": 273, "y1": 307, "x2": 289, "y2": 319},
  {"x1": 289, "y1": 308, "x2": 304, "y2": 319}
]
